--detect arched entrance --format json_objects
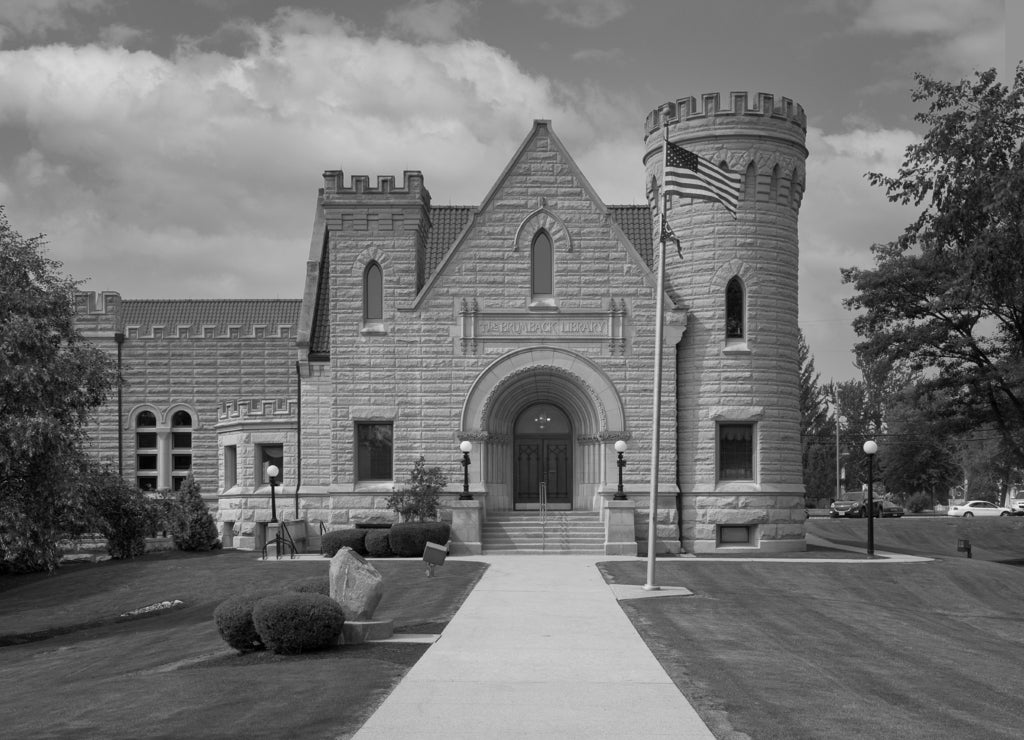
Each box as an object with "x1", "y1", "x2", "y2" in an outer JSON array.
[
  {"x1": 460, "y1": 347, "x2": 628, "y2": 512},
  {"x1": 513, "y1": 403, "x2": 572, "y2": 510}
]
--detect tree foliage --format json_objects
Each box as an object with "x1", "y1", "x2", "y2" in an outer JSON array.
[
  {"x1": 82, "y1": 466, "x2": 161, "y2": 560},
  {"x1": 798, "y1": 331, "x2": 835, "y2": 503},
  {"x1": 167, "y1": 472, "x2": 220, "y2": 551},
  {"x1": 842, "y1": 66, "x2": 1024, "y2": 469},
  {"x1": 0, "y1": 207, "x2": 115, "y2": 572},
  {"x1": 386, "y1": 456, "x2": 447, "y2": 521}
]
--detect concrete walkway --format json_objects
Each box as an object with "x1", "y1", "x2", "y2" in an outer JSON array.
[{"x1": 352, "y1": 555, "x2": 715, "y2": 739}]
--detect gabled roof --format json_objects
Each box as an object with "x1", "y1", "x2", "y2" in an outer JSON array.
[{"x1": 121, "y1": 299, "x2": 302, "y2": 334}]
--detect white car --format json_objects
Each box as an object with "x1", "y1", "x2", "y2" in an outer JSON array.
[{"x1": 946, "y1": 500, "x2": 1012, "y2": 517}]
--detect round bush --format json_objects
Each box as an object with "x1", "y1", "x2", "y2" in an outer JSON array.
[
  {"x1": 365, "y1": 528, "x2": 393, "y2": 557},
  {"x1": 388, "y1": 521, "x2": 451, "y2": 557},
  {"x1": 289, "y1": 576, "x2": 330, "y2": 595},
  {"x1": 252, "y1": 592, "x2": 345, "y2": 655},
  {"x1": 321, "y1": 528, "x2": 368, "y2": 557},
  {"x1": 213, "y1": 591, "x2": 276, "y2": 653}
]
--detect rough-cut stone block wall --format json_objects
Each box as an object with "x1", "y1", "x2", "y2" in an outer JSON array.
[{"x1": 644, "y1": 92, "x2": 808, "y2": 553}]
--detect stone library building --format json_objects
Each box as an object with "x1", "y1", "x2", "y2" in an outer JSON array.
[{"x1": 75, "y1": 91, "x2": 809, "y2": 556}]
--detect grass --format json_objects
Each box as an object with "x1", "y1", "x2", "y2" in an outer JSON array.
[{"x1": 0, "y1": 550, "x2": 487, "y2": 739}]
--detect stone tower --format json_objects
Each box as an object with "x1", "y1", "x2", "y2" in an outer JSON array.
[{"x1": 643, "y1": 92, "x2": 808, "y2": 554}]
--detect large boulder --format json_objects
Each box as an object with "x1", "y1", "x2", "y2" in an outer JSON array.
[{"x1": 328, "y1": 546, "x2": 384, "y2": 620}]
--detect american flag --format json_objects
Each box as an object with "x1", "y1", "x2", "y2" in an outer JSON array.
[{"x1": 663, "y1": 140, "x2": 741, "y2": 217}]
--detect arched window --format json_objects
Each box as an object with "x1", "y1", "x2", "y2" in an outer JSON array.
[
  {"x1": 726, "y1": 277, "x2": 744, "y2": 339},
  {"x1": 135, "y1": 411, "x2": 158, "y2": 491},
  {"x1": 531, "y1": 231, "x2": 553, "y2": 299},
  {"x1": 170, "y1": 410, "x2": 193, "y2": 491},
  {"x1": 744, "y1": 162, "x2": 757, "y2": 203},
  {"x1": 364, "y1": 261, "x2": 383, "y2": 321}
]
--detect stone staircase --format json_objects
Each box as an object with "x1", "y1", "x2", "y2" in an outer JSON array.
[{"x1": 482, "y1": 511, "x2": 606, "y2": 554}]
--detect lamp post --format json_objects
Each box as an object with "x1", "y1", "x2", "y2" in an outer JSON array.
[
  {"x1": 459, "y1": 440, "x2": 473, "y2": 500},
  {"x1": 267, "y1": 464, "x2": 279, "y2": 523},
  {"x1": 614, "y1": 440, "x2": 628, "y2": 500},
  {"x1": 835, "y1": 415, "x2": 847, "y2": 502},
  {"x1": 863, "y1": 440, "x2": 877, "y2": 556}
]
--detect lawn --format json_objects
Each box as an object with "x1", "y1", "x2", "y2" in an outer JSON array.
[
  {"x1": 601, "y1": 517, "x2": 1024, "y2": 740},
  {"x1": 0, "y1": 550, "x2": 487, "y2": 739}
]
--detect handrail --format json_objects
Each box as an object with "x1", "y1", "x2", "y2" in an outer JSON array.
[
  {"x1": 317, "y1": 521, "x2": 327, "y2": 555},
  {"x1": 539, "y1": 481, "x2": 547, "y2": 551},
  {"x1": 261, "y1": 521, "x2": 298, "y2": 560}
]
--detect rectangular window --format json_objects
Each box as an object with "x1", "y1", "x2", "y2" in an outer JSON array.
[
  {"x1": 224, "y1": 445, "x2": 237, "y2": 488},
  {"x1": 719, "y1": 525, "x2": 753, "y2": 545},
  {"x1": 719, "y1": 423, "x2": 754, "y2": 481},
  {"x1": 137, "y1": 454, "x2": 157, "y2": 471},
  {"x1": 172, "y1": 454, "x2": 192, "y2": 471},
  {"x1": 356, "y1": 423, "x2": 393, "y2": 481},
  {"x1": 136, "y1": 432, "x2": 157, "y2": 449},
  {"x1": 172, "y1": 432, "x2": 192, "y2": 449},
  {"x1": 258, "y1": 444, "x2": 284, "y2": 484},
  {"x1": 137, "y1": 476, "x2": 158, "y2": 492}
]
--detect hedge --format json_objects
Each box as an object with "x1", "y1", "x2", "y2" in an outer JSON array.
[
  {"x1": 251, "y1": 592, "x2": 345, "y2": 654},
  {"x1": 364, "y1": 528, "x2": 393, "y2": 557},
  {"x1": 388, "y1": 521, "x2": 451, "y2": 557},
  {"x1": 321, "y1": 528, "x2": 368, "y2": 557}
]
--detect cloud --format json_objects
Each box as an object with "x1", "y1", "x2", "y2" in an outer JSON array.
[
  {"x1": 97, "y1": 23, "x2": 146, "y2": 48},
  {"x1": 849, "y1": 0, "x2": 1004, "y2": 78},
  {"x1": 0, "y1": 8, "x2": 636, "y2": 301},
  {"x1": 797, "y1": 124, "x2": 920, "y2": 380},
  {"x1": 571, "y1": 47, "x2": 625, "y2": 62},
  {"x1": 513, "y1": 0, "x2": 631, "y2": 29},
  {"x1": 0, "y1": 0, "x2": 108, "y2": 39},
  {"x1": 385, "y1": 0, "x2": 477, "y2": 42}
]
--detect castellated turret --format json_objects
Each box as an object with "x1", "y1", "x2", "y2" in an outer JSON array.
[{"x1": 643, "y1": 92, "x2": 808, "y2": 554}]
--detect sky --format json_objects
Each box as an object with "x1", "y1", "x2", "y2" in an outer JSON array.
[{"x1": 0, "y1": 0, "x2": 1017, "y2": 382}]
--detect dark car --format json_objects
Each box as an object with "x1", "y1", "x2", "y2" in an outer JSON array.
[{"x1": 830, "y1": 498, "x2": 904, "y2": 518}]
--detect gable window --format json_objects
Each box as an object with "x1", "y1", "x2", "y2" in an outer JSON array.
[
  {"x1": 726, "y1": 277, "x2": 744, "y2": 339},
  {"x1": 356, "y1": 422, "x2": 393, "y2": 481},
  {"x1": 719, "y1": 423, "x2": 754, "y2": 481},
  {"x1": 364, "y1": 262, "x2": 383, "y2": 321},
  {"x1": 531, "y1": 231, "x2": 553, "y2": 301}
]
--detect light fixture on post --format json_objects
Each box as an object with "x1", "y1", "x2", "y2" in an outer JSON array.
[
  {"x1": 614, "y1": 440, "x2": 628, "y2": 500},
  {"x1": 459, "y1": 440, "x2": 473, "y2": 500},
  {"x1": 835, "y1": 415, "x2": 847, "y2": 502},
  {"x1": 862, "y1": 440, "x2": 877, "y2": 556},
  {"x1": 267, "y1": 464, "x2": 280, "y2": 524}
]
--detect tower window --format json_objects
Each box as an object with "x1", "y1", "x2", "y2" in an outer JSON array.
[
  {"x1": 726, "y1": 277, "x2": 744, "y2": 339},
  {"x1": 719, "y1": 423, "x2": 754, "y2": 481},
  {"x1": 364, "y1": 261, "x2": 383, "y2": 321}
]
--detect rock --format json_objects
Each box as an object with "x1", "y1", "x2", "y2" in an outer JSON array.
[{"x1": 328, "y1": 546, "x2": 384, "y2": 620}]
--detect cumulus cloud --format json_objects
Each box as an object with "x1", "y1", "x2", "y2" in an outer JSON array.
[
  {"x1": 0, "y1": 0, "x2": 108, "y2": 39},
  {"x1": 384, "y1": 0, "x2": 477, "y2": 42},
  {"x1": 849, "y1": 0, "x2": 1003, "y2": 78},
  {"x1": 0, "y1": 8, "x2": 636, "y2": 300},
  {"x1": 513, "y1": 0, "x2": 631, "y2": 29},
  {"x1": 797, "y1": 124, "x2": 919, "y2": 380}
]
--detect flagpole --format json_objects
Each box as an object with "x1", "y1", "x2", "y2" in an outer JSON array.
[{"x1": 644, "y1": 124, "x2": 670, "y2": 591}]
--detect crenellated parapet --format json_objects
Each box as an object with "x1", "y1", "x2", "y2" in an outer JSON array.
[
  {"x1": 217, "y1": 399, "x2": 298, "y2": 423},
  {"x1": 321, "y1": 169, "x2": 428, "y2": 200},
  {"x1": 74, "y1": 291, "x2": 123, "y2": 339},
  {"x1": 644, "y1": 91, "x2": 806, "y2": 136}
]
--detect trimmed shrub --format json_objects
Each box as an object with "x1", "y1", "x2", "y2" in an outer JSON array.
[
  {"x1": 321, "y1": 528, "x2": 368, "y2": 557},
  {"x1": 289, "y1": 576, "x2": 329, "y2": 596},
  {"x1": 252, "y1": 592, "x2": 345, "y2": 655},
  {"x1": 365, "y1": 528, "x2": 393, "y2": 558},
  {"x1": 168, "y1": 473, "x2": 220, "y2": 551},
  {"x1": 386, "y1": 456, "x2": 447, "y2": 521},
  {"x1": 214, "y1": 591, "x2": 277, "y2": 653},
  {"x1": 388, "y1": 521, "x2": 451, "y2": 557},
  {"x1": 907, "y1": 492, "x2": 933, "y2": 513}
]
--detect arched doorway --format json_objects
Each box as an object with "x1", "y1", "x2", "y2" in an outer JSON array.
[{"x1": 513, "y1": 403, "x2": 572, "y2": 510}]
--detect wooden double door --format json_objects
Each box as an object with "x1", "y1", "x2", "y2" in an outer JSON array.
[{"x1": 514, "y1": 436, "x2": 572, "y2": 510}]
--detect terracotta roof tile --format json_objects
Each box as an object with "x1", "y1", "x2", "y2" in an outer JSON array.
[
  {"x1": 607, "y1": 205, "x2": 654, "y2": 269},
  {"x1": 424, "y1": 206, "x2": 474, "y2": 278},
  {"x1": 121, "y1": 299, "x2": 301, "y2": 334}
]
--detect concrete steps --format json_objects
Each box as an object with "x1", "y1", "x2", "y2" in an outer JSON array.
[{"x1": 482, "y1": 511, "x2": 606, "y2": 554}]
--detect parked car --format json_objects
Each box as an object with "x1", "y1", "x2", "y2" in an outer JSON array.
[
  {"x1": 946, "y1": 500, "x2": 1012, "y2": 517},
  {"x1": 830, "y1": 497, "x2": 904, "y2": 518},
  {"x1": 1009, "y1": 499, "x2": 1024, "y2": 516}
]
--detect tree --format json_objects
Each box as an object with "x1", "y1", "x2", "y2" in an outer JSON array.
[
  {"x1": 842, "y1": 66, "x2": 1024, "y2": 470},
  {"x1": 82, "y1": 466, "x2": 161, "y2": 560},
  {"x1": 878, "y1": 391, "x2": 961, "y2": 504},
  {"x1": 167, "y1": 472, "x2": 220, "y2": 551},
  {"x1": 798, "y1": 331, "x2": 834, "y2": 504},
  {"x1": 0, "y1": 206, "x2": 115, "y2": 572},
  {"x1": 386, "y1": 456, "x2": 447, "y2": 521}
]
